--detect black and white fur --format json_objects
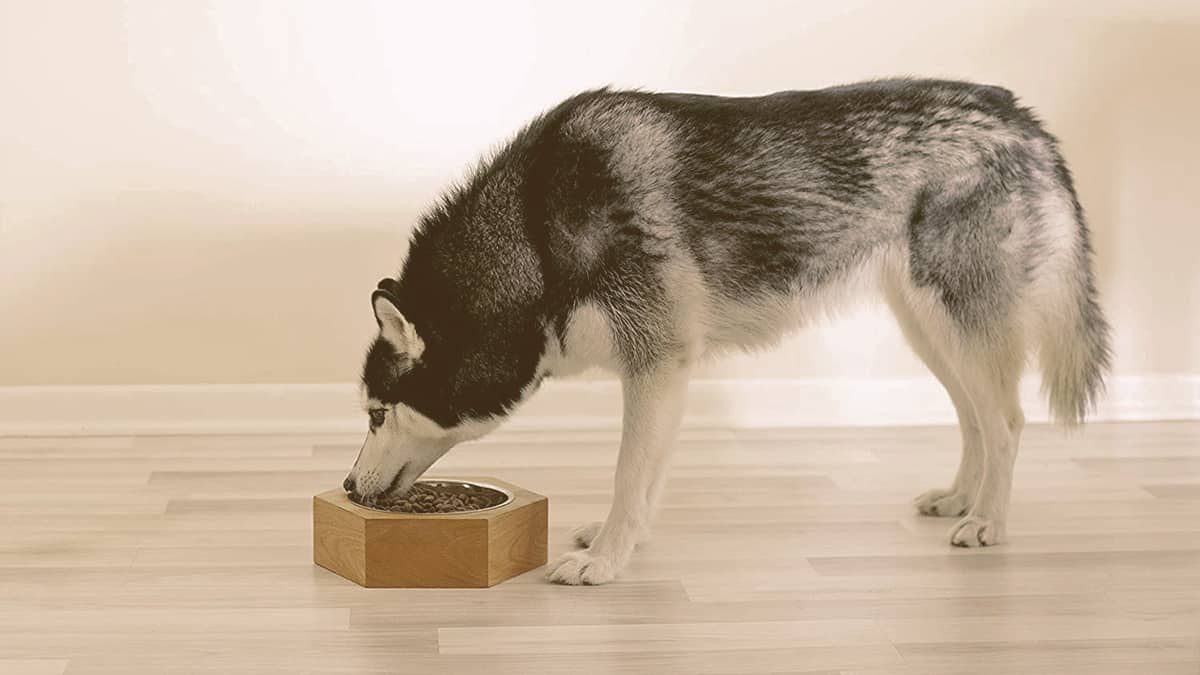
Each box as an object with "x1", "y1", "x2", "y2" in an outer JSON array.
[{"x1": 345, "y1": 79, "x2": 1112, "y2": 585}]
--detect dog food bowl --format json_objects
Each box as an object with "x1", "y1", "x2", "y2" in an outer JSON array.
[
  {"x1": 349, "y1": 479, "x2": 513, "y2": 514},
  {"x1": 313, "y1": 476, "x2": 547, "y2": 588}
]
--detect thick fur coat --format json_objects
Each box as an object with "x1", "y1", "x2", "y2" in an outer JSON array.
[{"x1": 347, "y1": 79, "x2": 1112, "y2": 585}]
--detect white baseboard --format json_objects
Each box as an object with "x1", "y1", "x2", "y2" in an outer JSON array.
[{"x1": 0, "y1": 375, "x2": 1197, "y2": 437}]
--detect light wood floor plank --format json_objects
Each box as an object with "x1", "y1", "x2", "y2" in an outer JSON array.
[
  {"x1": 438, "y1": 619, "x2": 894, "y2": 655},
  {"x1": 0, "y1": 659, "x2": 69, "y2": 675}
]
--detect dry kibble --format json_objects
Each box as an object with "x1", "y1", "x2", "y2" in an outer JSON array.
[{"x1": 353, "y1": 481, "x2": 509, "y2": 514}]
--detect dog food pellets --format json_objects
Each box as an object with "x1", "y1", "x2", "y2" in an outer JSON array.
[{"x1": 352, "y1": 481, "x2": 509, "y2": 514}]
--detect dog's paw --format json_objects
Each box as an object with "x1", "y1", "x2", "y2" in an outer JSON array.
[
  {"x1": 569, "y1": 521, "x2": 603, "y2": 549},
  {"x1": 546, "y1": 550, "x2": 618, "y2": 585},
  {"x1": 949, "y1": 514, "x2": 1006, "y2": 547},
  {"x1": 914, "y1": 488, "x2": 971, "y2": 517}
]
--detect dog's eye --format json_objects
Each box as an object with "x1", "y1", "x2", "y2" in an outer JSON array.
[{"x1": 369, "y1": 409, "x2": 386, "y2": 428}]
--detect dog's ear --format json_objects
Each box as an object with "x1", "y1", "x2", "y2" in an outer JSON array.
[
  {"x1": 371, "y1": 290, "x2": 425, "y2": 360},
  {"x1": 376, "y1": 278, "x2": 402, "y2": 297}
]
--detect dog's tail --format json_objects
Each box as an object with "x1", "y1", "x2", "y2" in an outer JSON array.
[{"x1": 1037, "y1": 163, "x2": 1112, "y2": 428}]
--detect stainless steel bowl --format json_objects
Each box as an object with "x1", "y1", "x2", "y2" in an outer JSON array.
[{"x1": 349, "y1": 479, "x2": 513, "y2": 515}]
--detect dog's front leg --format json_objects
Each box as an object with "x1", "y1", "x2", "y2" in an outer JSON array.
[{"x1": 547, "y1": 360, "x2": 690, "y2": 585}]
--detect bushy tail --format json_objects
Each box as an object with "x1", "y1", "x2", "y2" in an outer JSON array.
[{"x1": 1038, "y1": 200, "x2": 1112, "y2": 427}]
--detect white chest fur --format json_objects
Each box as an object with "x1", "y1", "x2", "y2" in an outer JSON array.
[{"x1": 544, "y1": 302, "x2": 620, "y2": 377}]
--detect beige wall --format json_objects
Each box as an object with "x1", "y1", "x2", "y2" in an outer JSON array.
[{"x1": 1, "y1": 0, "x2": 1197, "y2": 386}]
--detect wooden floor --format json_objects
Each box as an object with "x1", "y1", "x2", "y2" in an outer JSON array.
[{"x1": 2, "y1": 422, "x2": 1199, "y2": 674}]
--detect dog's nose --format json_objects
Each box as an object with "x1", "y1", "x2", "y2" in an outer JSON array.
[{"x1": 343, "y1": 476, "x2": 356, "y2": 493}]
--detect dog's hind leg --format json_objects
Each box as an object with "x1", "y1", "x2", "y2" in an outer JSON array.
[
  {"x1": 891, "y1": 264, "x2": 1026, "y2": 545},
  {"x1": 883, "y1": 276, "x2": 983, "y2": 518},
  {"x1": 903, "y1": 172, "x2": 1038, "y2": 546},
  {"x1": 548, "y1": 358, "x2": 692, "y2": 585},
  {"x1": 947, "y1": 338, "x2": 1025, "y2": 547}
]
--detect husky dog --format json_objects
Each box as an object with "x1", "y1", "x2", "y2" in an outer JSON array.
[{"x1": 345, "y1": 79, "x2": 1111, "y2": 585}]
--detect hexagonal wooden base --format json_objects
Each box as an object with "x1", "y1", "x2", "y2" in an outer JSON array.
[{"x1": 313, "y1": 477, "x2": 547, "y2": 588}]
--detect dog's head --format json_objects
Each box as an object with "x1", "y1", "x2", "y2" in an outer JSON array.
[{"x1": 344, "y1": 278, "x2": 539, "y2": 503}]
